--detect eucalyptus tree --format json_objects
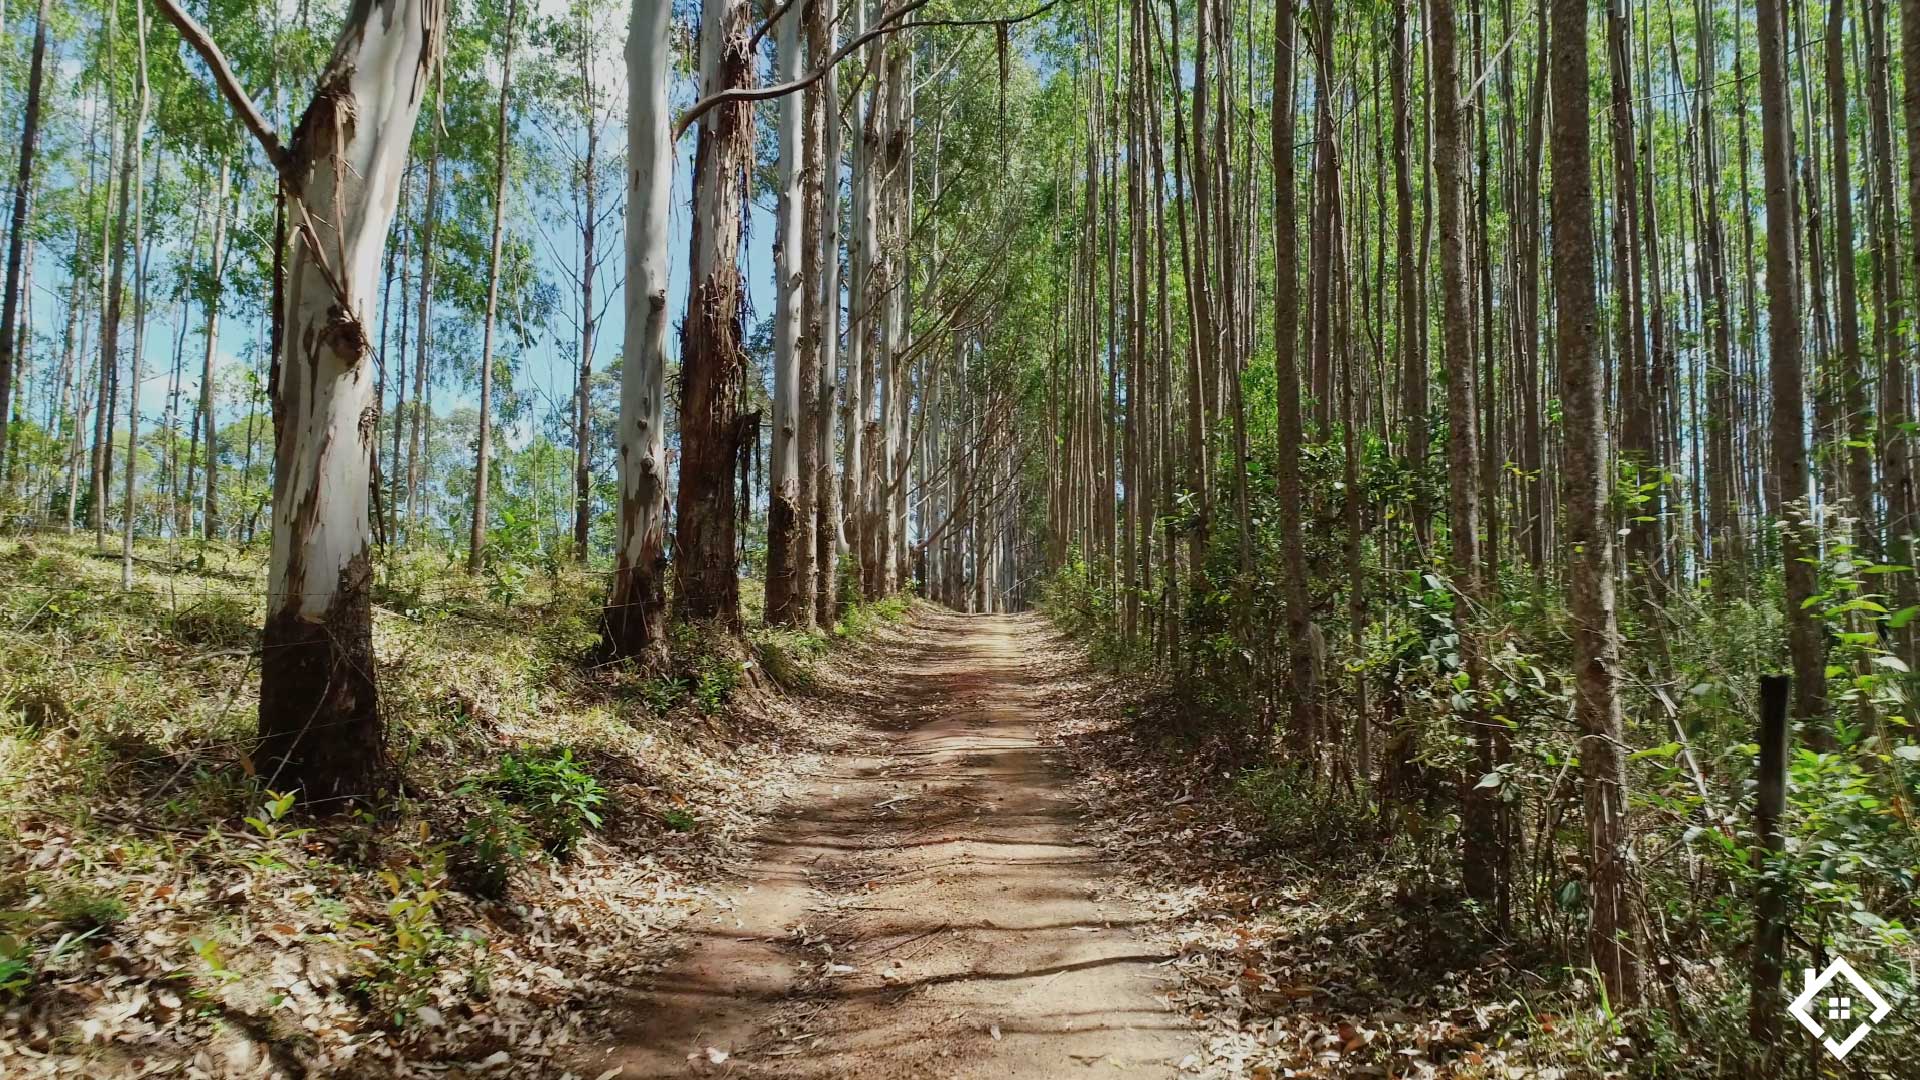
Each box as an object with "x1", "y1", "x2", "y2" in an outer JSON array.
[
  {"x1": 507, "y1": 0, "x2": 621, "y2": 558},
  {"x1": 1757, "y1": 0, "x2": 1819, "y2": 741},
  {"x1": 0, "y1": 0, "x2": 52, "y2": 478},
  {"x1": 765, "y1": 0, "x2": 810, "y2": 627},
  {"x1": 468, "y1": 0, "x2": 523, "y2": 573},
  {"x1": 1429, "y1": 0, "x2": 1497, "y2": 907},
  {"x1": 810, "y1": 0, "x2": 842, "y2": 625},
  {"x1": 1271, "y1": 0, "x2": 1310, "y2": 760},
  {"x1": 155, "y1": 0, "x2": 446, "y2": 800},
  {"x1": 1550, "y1": 0, "x2": 1639, "y2": 1006},
  {"x1": 119, "y1": 0, "x2": 151, "y2": 591},
  {"x1": 188, "y1": 160, "x2": 231, "y2": 539},
  {"x1": 601, "y1": 0, "x2": 672, "y2": 661},
  {"x1": 673, "y1": 0, "x2": 755, "y2": 629}
]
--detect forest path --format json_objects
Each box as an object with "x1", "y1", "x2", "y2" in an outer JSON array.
[{"x1": 585, "y1": 609, "x2": 1190, "y2": 1079}]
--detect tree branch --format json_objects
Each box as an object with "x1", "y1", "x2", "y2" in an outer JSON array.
[
  {"x1": 672, "y1": 0, "x2": 1060, "y2": 141},
  {"x1": 150, "y1": 0, "x2": 294, "y2": 177},
  {"x1": 675, "y1": 0, "x2": 931, "y2": 141},
  {"x1": 747, "y1": 0, "x2": 806, "y2": 52}
]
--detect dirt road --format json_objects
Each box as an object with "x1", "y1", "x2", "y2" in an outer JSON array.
[{"x1": 585, "y1": 610, "x2": 1189, "y2": 1078}]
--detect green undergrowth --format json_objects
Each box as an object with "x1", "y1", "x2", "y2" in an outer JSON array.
[
  {"x1": 1043, "y1": 540, "x2": 1920, "y2": 1077},
  {"x1": 0, "y1": 531, "x2": 873, "y2": 1075},
  {"x1": 753, "y1": 593, "x2": 915, "y2": 692}
]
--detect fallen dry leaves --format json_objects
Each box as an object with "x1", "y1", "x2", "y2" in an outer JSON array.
[
  {"x1": 1025, "y1": 631, "x2": 1629, "y2": 1080},
  {"x1": 0, "y1": 643, "x2": 880, "y2": 1080}
]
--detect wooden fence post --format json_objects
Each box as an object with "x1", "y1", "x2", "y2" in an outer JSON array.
[{"x1": 1747, "y1": 673, "x2": 1791, "y2": 1046}]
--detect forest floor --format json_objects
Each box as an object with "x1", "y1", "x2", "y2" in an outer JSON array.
[
  {"x1": 0, "y1": 537, "x2": 1653, "y2": 1079},
  {"x1": 0, "y1": 533, "x2": 898, "y2": 1078},
  {"x1": 580, "y1": 609, "x2": 1194, "y2": 1079},
  {"x1": 581, "y1": 607, "x2": 1635, "y2": 1080}
]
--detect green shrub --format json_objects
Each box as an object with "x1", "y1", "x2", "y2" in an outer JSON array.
[
  {"x1": 455, "y1": 799, "x2": 533, "y2": 899},
  {"x1": 0, "y1": 936, "x2": 30, "y2": 1002},
  {"x1": 354, "y1": 853, "x2": 456, "y2": 1026},
  {"x1": 755, "y1": 627, "x2": 829, "y2": 691},
  {"x1": 691, "y1": 657, "x2": 742, "y2": 713},
  {"x1": 467, "y1": 748, "x2": 605, "y2": 857},
  {"x1": 638, "y1": 675, "x2": 686, "y2": 714},
  {"x1": 834, "y1": 593, "x2": 912, "y2": 641}
]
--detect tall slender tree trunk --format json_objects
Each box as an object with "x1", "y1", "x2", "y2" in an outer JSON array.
[
  {"x1": 1829, "y1": 0, "x2": 1874, "y2": 556},
  {"x1": 1700, "y1": 0, "x2": 1740, "y2": 588},
  {"x1": 387, "y1": 175, "x2": 411, "y2": 543},
  {"x1": 194, "y1": 161, "x2": 231, "y2": 540},
  {"x1": 468, "y1": 0, "x2": 520, "y2": 574},
  {"x1": 845, "y1": 0, "x2": 876, "y2": 603},
  {"x1": 1393, "y1": 0, "x2": 1427, "y2": 549},
  {"x1": 1550, "y1": 0, "x2": 1640, "y2": 1006},
  {"x1": 407, "y1": 135, "x2": 440, "y2": 544},
  {"x1": 1272, "y1": 0, "x2": 1315, "y2": 763},
  {"x1": 120, "y1": 27, "x2": 153, "y2": 593},
  {"x1": 1890, "y1": 0, "x2": 1920, "y2": 660},
  {"x1": 93, "y1": 122, "x2": 134, "y2": 547},
  {"x1": 573, "y1": 18, "x2": 601, "y2": 561},
  {"x1": 603, "y1": 0, "x2": 673, "y2": 662},
  {"x1": 0, "y1": 0, "x2": 50, "y2": 477},
  {"x1": 1165, "y1": 1, "x2": 1210, "y2": 597},
  {"x1": 1759, "y1": 0, "x2": 1825, "y2": 737},
  {"x1": 766, "y1": 0, "x2": 808, "y2": 626},
  {"x1": 1431, "y1": 0, "x2": 1496, "y2": 904},
  {"x1": 879, "y1": 39, "x2": 912, "y2": 596},
  {"x1": 813, "y1": 0, "x2": 842, "y2": 627},
  {"x1": 1605, "y1": 0, "x2": 1655, "y2": 593},
  {"x1": 674, "y1": 0, "x2": 754, "y2": 629}
]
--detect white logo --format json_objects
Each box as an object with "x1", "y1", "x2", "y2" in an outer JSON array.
[{"x1": 1787, "y1": 957, "x2": 1891, "y2": 1060}]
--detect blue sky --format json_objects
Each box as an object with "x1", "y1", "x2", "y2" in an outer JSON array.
[{"x1": 18, "y1": 19, "x2": 782, "y2": 464}]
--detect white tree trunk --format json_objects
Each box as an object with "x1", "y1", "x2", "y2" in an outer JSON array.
[
  {"x1": 198, "y1": 161, "x2": 230, "y2": 539},
  {"x1": 845, "y1": 0, "x2": 876, "y2": 599},
  {"x1": 406, "y1": 136, "x2": 440, "y2": 542},
  {"x1": 813, "y1": 0, "x2": 842, "y2": 624},
  {"x1": 468, "y1": 0, "x2": 519, "y2": 574},
  {"x1": 877, "y1": 38, "x2": 909, "y2": 594},
  {"x1": 764, "y1": 0, "x2": 807, "y2": 625},
  {"x1": 258, "y1": 0, "x2": 441, "y2": 801},
  {"x1": 603, "y1": 0, "x2": 674, "y2": 660},
  {"x1": 120, "y1": 0, "x2": 152, "y2": 591}
]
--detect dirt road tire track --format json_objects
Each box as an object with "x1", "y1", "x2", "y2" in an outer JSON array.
[{"x1": 584, "y1": 610, "x2": 1190, "y2": 1078}]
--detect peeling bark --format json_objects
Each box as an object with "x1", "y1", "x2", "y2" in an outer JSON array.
[
  {"x1": 605, "y1": 0, "x2": 674, "y2": 661},
  {"x1": 256, "y1": 0, "x2": 442, "y2": 803},
  {"x1": 673, "y1": 0, "x2": 754, "y2": 631}
]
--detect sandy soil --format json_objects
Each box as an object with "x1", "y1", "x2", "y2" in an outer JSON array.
[{"x1": 581, "y1": 610, "x2": 1191, "y2": 1079}]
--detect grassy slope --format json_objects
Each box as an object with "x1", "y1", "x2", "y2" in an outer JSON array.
[{"x1": 0, "y1": 532, "x2": 897, "y2": 1078}]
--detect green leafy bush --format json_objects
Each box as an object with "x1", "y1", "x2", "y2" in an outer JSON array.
[
  {"x1": 834, "y1": 593, "x2": 912, "y2": 642},
  {"x1": 755, "y1": 627, "x2": 829, "y2": 691},
  {"x1": 692, "y1": 657, "x2": 742, "y2": 714},
  {"x1": 455, "y1": 799, "x2": 534, "y2": 899},
  {"x1": 468, "y1": 748, "x2": 605, "y2": 857},
  {"x1": 0, "y1": 933, "x2": 33, "y2": 1002},
  {"x1": 633, "y1": 624, "x2": 750, "y2": 714},
  {"x1": 353, "y1": 853, "x2": 457, "y2": 1026}
]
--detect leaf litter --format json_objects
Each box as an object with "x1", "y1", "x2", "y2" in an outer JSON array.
[
  {"x1": 0, "y1": 538, "x2": 892, "y2": 1079},
  {"x1": 1029, "y1": 630, "x2": 1630, "y2": 1080}
]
